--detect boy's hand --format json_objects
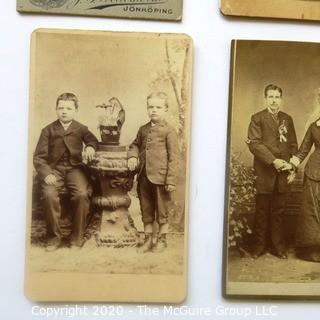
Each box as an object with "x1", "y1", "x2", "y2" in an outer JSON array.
[
  {"x1": 84, "y1": 146, "x2": 95, "y2": 162},
  {"x1": 128, "y1": 157, "x2": 138, "y2": 171},
  {"x1": 44, "y1": 174, "x2": 57, "y2": 186},
  {"x1": 165, "y1": 184, "x2": 176, "y2": 192}
]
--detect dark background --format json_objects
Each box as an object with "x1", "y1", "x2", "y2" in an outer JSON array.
[{"x1": 231, "y1": 40, "x2": 320, "y2": 165}]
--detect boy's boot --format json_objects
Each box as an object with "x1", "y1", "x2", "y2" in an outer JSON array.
[
  {"x1": 70, "y1": 237, "x2": 86, "y2": 249},
  {"x1": 137, "y1": 233, "x2": 153, "y2": 253},
  {"x1": 152, "y1": 233, "x2": 168, "y2": 253},
  {"x1": 46, "y1": 237, "x2": 61, "y2": 252}
]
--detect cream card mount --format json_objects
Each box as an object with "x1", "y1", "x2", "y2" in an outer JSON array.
[{"x1": 25, "y1": 28, "x2": 193, "y2": 302}]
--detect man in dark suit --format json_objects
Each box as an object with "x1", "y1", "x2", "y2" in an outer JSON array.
[
  {"x1": 247, "y1": 84, "x2": 298, "y2": 259},
  {"x1": 33, "y1": 92, "x2": 98, "y2": 251}
]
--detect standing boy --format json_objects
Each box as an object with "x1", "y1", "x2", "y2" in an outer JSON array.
[
  {"x1": 33, "y1": 92, "x2": 98, "y2": 251},
  {"x1": 128, "y1": 92, "x2": 178, "y2": 253}
]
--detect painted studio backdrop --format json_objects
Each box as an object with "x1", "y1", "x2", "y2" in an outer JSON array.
[
  {"x1": 31, "y1": 31, "x2": 190, "y2": 150},
  {"x1": 231, "y1": 41, "x2": 320, "y2": 165},
  {"x1": 27, "y1": 30, "x2": 192, "y2": 277}
]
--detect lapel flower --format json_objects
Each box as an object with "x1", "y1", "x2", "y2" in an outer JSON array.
[{"x1": 279, "y1": 120, "x2": 288, "y2": 143}]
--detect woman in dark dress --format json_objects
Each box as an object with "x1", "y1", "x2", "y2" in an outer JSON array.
[{"x1": 291, "y1": 119, "x2": 320, "y2": 262}]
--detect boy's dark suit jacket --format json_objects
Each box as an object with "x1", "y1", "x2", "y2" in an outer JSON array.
[
  {"x1": 248, "y1": 108, "x2": 298, "y2": 193},
  {"x1": 128, "y1": 121, "x2": 178, "y2": 186},
  {"x1": 33, "y1": 120, "x2": 98, "y2": 179}
]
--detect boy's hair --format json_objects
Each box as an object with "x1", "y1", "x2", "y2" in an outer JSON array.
[
  {"x1": 147, "y1": 92, "x2": 168, "y2": 108},
  {"x1": 264, "y1": 84, "x2": 283, "y2": 98},
  {"x1": 56, "y1": 92, "x2": 79, "y2": 109}
]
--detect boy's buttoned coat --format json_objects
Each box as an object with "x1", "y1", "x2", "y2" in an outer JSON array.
[
  {"x1": 33, "y1": 120, "x2": 98, "y2": 179},
  {"x1": 128, "y1": 121, "x2": 178, "y2": 186},
  {"x1": 33, "y1": 119, "x2": 98, "y2": 244},
  {"x1": 248, "y1": 109, "x2": 298, "y2": 193}
]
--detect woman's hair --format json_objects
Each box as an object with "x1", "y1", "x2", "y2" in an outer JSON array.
[{"x1": 304, "y1": 88, "x2": 320, "y2": 131}]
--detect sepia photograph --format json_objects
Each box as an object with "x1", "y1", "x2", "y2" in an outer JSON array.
[
  {"x1": 224, "y1": 40, "x2": 320, "y2": 298},
  {"x1": 24, "y1": 28, "x2": 193, "y2": 302},
  {"x1": 16, "y1": 0, "x2": 183, "y2": 21},
  {"x1": 220, "y1": 0, "x2": 320, "y2": 22}
]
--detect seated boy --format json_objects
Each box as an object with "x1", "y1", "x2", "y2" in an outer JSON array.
[
  {"x1": 128, "y1": 92, "x2": 178, "y2": 253},
  {"x1": 33, "y1": 92, "x2": 98, "y2": 251}
]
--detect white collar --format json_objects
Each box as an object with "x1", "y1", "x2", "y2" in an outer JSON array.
[
  {"x1": 59, "y1": 120, "x2": 72, "y2": 131},
  {"x1": 267, "y1": 107, "x2": 280, "y2": 115}
]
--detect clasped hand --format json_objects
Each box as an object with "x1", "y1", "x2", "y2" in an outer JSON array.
[
  {"x1": 273, "y1": 159, "x2": 293, "y2": 172},
  {"x1": 273, "y1": 158, "x2": 296, "y2": 184}
]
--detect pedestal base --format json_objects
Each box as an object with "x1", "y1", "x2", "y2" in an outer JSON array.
[
  {"x1": 89, "y1": 144, "x2": 139, "y2": 248},
  {"x1": 95, "y1": 208, "x2": 138, "y2": 247}
]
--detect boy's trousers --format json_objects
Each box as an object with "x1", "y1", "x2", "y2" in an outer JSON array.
[
  {"x1": 41, "y1": 164, "x2": 92, "y2": 243},
  {"x1": 137, "y1": 170, "x2": 171, "y2": 225}
]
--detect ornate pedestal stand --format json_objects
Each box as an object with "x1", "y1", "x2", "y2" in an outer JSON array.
[
  {"x1": 90, "y1": 145, "x2": 138, "y2": 247},
  {"x1": 89, "y1": 97, "x2": 138, "y2": 247}
]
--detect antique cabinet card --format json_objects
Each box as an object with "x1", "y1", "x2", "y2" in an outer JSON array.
[
  {"x1": 17, "y1": 0, "x2": 183, "y2": 21},
  {"x1": 25, "y1": 28, "x2": 193, "y2": 302},
  {"x1": 221, "y1": 0, "x2": 320, "y2": 22},
  {"x1": 224, "y1": 39, "x2": 320, "y2": 298}
]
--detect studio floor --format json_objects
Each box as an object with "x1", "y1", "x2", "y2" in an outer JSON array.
[
  {"x1": 228, "y1": 250, "x2": 320, "y2": 283},
  {"x1": 28, "y1": 233, "x2": 184, "y2": 275}
]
